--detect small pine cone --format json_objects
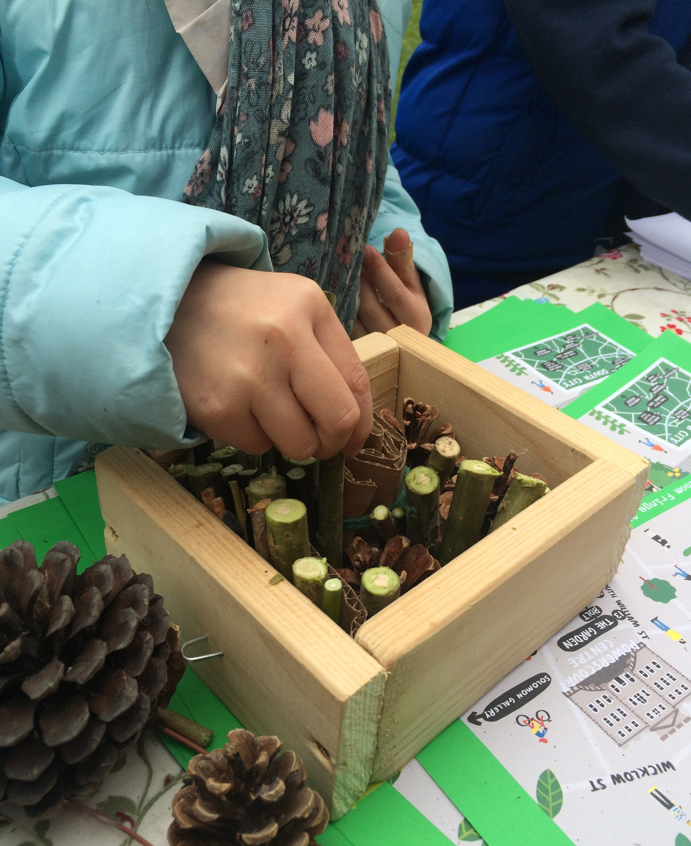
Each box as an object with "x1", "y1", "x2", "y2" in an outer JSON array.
[
  {"x1": 0, "y1": 541, "x2": 185, "y2": 817},
  {"x1": 169, "y1": 729, "x2": 329, "y2": 846}
]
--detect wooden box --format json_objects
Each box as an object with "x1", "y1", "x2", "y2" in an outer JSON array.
[{"x1": 95, "y1": 326, "x2": 648, "y2": 819}]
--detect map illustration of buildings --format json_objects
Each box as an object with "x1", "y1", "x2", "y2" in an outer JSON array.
[
  {"x1": 505, "y1": 324, "x2": 633, "y2": 394},
  {"x1": 564, "y1": 641, "x2": 691, "y2": 746},
  {"x1": 600, "y1": 358, "x2": 691, "y2": 451}
]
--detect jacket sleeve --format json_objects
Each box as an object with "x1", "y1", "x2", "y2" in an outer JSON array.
[
  {"x1": 0, "y1": 175, "x2": 270, "y2": 448},
  {"x1": 504, "y1": 0, "x2": 691, "y2": 219},
  {"x1": 369, "y1": 0, "x2": 454, "y2": 342}
]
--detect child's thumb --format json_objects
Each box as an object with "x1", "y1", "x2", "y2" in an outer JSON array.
[{"x1": 383, "y1": 228, "x2": 415, "y2": 286}]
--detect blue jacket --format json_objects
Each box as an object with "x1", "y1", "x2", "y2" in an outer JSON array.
[
  {"x1": 392, "y1": 0, "x2": 691, "y2": 307},
  {"x1": 0, "y1": 0, "x2": 452, "y2": 505}
]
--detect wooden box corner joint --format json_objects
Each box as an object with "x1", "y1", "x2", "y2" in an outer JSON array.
[{"x1": 95, "y1": 326, "x2": 648, "y2": 818}]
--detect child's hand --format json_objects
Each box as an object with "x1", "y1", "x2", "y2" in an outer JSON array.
[
  {"x1": 164, "y1": 260, "x2": 373, "y2": 460},
  {"x1": 352, "y1": 228, "x2": 433, "y2": 339}
]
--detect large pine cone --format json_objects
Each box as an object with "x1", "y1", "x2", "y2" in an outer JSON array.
[
  {"x1": 0, "y1": 540, "x2": 185, "y2": 816},
  {"x1": 169, "y1": 729, "x2": 329, "y2": 846}
]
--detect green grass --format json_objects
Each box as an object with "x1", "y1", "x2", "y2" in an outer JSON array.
[{"x1": 390, "y1": 0, "x2": 423, "y2": 142}]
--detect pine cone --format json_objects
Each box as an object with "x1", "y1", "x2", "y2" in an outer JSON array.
[
  {"x1": 0, "y1": 541, "x2": 185, "y2": 816},
  {"x1": 169, "y1": 729, "x2": 329, "y2": 846}
]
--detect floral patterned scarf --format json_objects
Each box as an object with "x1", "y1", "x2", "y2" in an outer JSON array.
[
  {"x1": 182, "y1": 0, "x2": 392, "y2": 333},
  {"x1": 68, "y1": 0, "x2": 389, "y2": 477}
]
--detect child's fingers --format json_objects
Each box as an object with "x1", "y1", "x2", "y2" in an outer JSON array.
[
  {"x1": 310, "y1": 302, "x2": 374, "y2": 458},
  {"x1": 356, "y1": 267, "x2": 398, "y2": 335},
  {"x1": 351, "y1": 316, "x2": 368, "y2": 340},
  {"x1": 215, "y1": 409, "x2": 274, "y2": 457},
  {"x1": 361, "y1": 245, "x2": 424, "y2": 329},
  {"x1": 383, "y1": 228, "x2": 422, "y2": 292}
]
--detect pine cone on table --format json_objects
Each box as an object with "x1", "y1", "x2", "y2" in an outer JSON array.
[
  {"x1": 169, "y1": 728, "x2": 329, "y2": 846},
  {"x1": 0, "y1": 540, "x2": 185, "y2": 817}
]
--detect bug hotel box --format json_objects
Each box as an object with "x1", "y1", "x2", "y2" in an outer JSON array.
[{"x1": 95, "y1": 326, "x2": 648, "y2": 819}]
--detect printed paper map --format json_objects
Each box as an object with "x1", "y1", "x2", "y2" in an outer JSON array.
[
  {"x1": 579, "y1": 358, "x2": 691, "y2": 480},
  {"x1": 480, "y1": 324, "x2": 635, "y2": 408},
  {"x1": 393, "y1": 485, "x2": 691, "y2": 845}
]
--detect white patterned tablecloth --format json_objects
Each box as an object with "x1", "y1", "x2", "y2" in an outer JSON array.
[{"x1": 450, "y1": 244, "x2": 691, "y2": 341}]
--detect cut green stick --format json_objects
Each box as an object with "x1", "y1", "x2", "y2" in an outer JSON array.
[
  {"x1": 167, "y1": 463, "x2": 193, "y2": 491},
  {"x1": 239, "y1": 452, "x2": 261, "y2": 471},
  {"x1": 322, "y1": 577, "x2": 343, "y2": 624},
  {"x1": 370, "y1": 505, "x2": 396, "y2": 543},
  {"x1": 220, "y1": 462, "x2": 243, "y2": 484},
  {"x1": 157, "y1": 708, "x2": 213, "y2": 748},
  {"x1": 237, "y1": 467, "x2": 258, "y2": 492},
  {"x1": 391, "y1": 506, "x2": 406, "y2": 535},
  {"x1": 187, "y1": 462, "x2": 223, "y2": 501},
  {"x1": 219, "y1": 462, "x2": 244, "y2": 511},
  {"x1": 489, "y1": 473, "x2": 548, "y2": 533},
  {"x1": 265, "y1": 498, "x2": 311, "y2": 582},
  {"x1": 286, "y1": 466, "x2": 307, "y2": 495},
  {"x1": 284, "y1": 457, "x2": 319, "y2": 534},
  {"x1": 438, "y1": 459, "x2": 501, "y2": 565},
  {"x1": 246, "y1": 469, "x2": 287, "y2": 508},
  {"x1": 360, "y1": 567, "x2": 401, "y2": 616},
  {"x1": 405, "y1": 465, "x2": 441, "y2": 551},
  {"x1": 209, "y1": 446, "x2": 240, "y2": 467},
  {"x1": 292, "y1": 556, "x2": 328, "y2": 606},
  {"x1": 318, "y1": 454, "x2": 344, "y2": 569},
  {"x1": 427, "y1": 436, "x2": 462, "y2": 489},
  {"x1": 283, "y1": 455, "x2": 319, "y2": 471}
]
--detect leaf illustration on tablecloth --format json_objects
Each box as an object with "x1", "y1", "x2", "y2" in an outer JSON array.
[
  {"x1": 457, "y1": 818, "x2": 483, "y2": 841},
  {"x1": 536, "y1": 769, "x2": 563, "y2": 818},
  {"x1": 96, "y1": 794, "x2": 138, "y2": 823},
  {"x1": 676, "y1": 834, "x2": 691, "y2": 846}
]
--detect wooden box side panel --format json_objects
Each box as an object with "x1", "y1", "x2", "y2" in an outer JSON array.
[
  {"x1": 359, "y1": 459, "x2": 646, "y2": 780},
  {"x1": 96, "y1": 448, "x2": 386, "y2": 819},
  {"x1": 353, "y1": 332, "x2": 399, "y2": 415},
  {"x1": 388, "y1": 326, "x2": 649, "y2": 485}
]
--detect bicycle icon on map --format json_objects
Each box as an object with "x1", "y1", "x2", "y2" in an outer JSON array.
[{"x1": 516, "y1": 710, "x2": 552, "y2": 743}]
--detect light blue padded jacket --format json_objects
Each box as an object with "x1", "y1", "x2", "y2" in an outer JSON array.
[{"x1": 0, "y1": 0, "x2": 452, "y2": 504}]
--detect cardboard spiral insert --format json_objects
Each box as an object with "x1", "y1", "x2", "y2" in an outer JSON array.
[{"x1": 95, "y1": 326, "x2": 648, "y2": 819}]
